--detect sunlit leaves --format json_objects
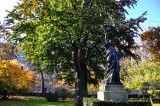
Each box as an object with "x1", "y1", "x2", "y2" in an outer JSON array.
[
  {"x1": 123, "y1": 61, "x2": 160, "y2": 91},
  {"x1": 6, "y1": 0, "x2": 147, "y2": 98}
]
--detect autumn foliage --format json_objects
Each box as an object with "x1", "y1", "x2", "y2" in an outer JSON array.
[
  {"x1": 141, "y1": 27, "x2": 160, "y2": 61},
  {"x1": 0, "y1": 60, "x2": 34, "y2": 99}
]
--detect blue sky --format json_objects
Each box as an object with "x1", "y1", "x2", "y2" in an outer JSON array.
[
  {"x1": 0, "y1": 0, "x2": 160, "y2": 29},
  {"x1": 126, "y1": 0, "x2": 160, "y2": 30}
]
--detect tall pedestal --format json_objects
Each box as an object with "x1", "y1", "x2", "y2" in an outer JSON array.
[{"x1": 97, "y1": 83, "x2": 128, "y2": 101}]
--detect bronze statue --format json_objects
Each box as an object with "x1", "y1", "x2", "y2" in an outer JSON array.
[{"x1": 104, "y1": 28, "x2": 123, "y2": 84}]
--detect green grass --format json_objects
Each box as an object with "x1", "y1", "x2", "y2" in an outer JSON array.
[
  {"x1": 0, "y1": 96, "x2": 73, "y2": 106},
  {"x1": 0, "y1": 96, "x2": 159, "y2": 106}
]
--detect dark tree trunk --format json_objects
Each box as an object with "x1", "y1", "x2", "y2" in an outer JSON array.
[
  {"x1": 2, "y1": 90, "x2": 9, "y2": 99},
  {"x1": 72, "y1": 36, "x2": 88, "y2": 106},
  {"x1": 40, "y1": 71, "x2": 46, "y2": 93},
  {"x1": 74, "y1": 71, "x2": 84, "y2": 106},
  {"x1": 74, "y1": 64, "x2": 88, "y2": 106},
  {"x1": 82, "y1": 64, "x2": 88, "y2": 97}
]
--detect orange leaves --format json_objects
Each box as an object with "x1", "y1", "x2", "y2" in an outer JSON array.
[
  {"x1": 22, "y1": 0, "x2": 43, "y2": 10},
  {"x1": 31, "y1": 3, "x2": 38, "y2": 10},
  {"x1": 23, "y1": 0, "x2": 27, "y2": 4},
  {"x1": 141, "y1": 27, "x2": 160, "y2": 61},
  {"x1": 16, "y1": 0, "x2": 50, "y2": 17},
  {"x1": 24, "y1": 9, "x2": 31, "y2": 16}
]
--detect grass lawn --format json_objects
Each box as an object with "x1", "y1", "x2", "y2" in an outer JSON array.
[
  {"x1": 0, "y1": 96, "x2": 73, "y2": 106},
  {"x1": 1, "y1": 96, "x2": 160, "y2": 106}
]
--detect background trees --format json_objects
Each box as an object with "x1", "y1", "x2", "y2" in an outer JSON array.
[
  {"x1": 141, "y1": 26, "x2": 160, "y2": 62},
  {"x1": 0, "y1": 43, "x2": 17, "y2": 60},
  {"x1": 0, "y1": 60, "x2": 34, "y2": 99},
  {"x1": 123, "y1": 61, "x2": 160, "y2": 96},
  {"x1": 6, "y1": 0, "x2": 146, "y2": 105}
]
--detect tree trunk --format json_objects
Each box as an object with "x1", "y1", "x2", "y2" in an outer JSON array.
[
  {"x1": 74, "y1": 71, "x2": 84, "y2": 106},
  {"x1": 72, "y1": 41, "x2": 88, "y2": 106},
  {"x1": 74, "y1": 61, "x2": 88, "y2": 106},
  {"x1": 40, "y1": 71, "x2": 46, "y2": 93},
  {"x1": 82, "y1": 64, "x2": 88, "y2": 97},
  {"x1": 2, "y1": 90, "x2": 9, "y2": 99}
]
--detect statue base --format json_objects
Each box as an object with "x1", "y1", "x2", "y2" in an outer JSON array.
[{"x1": 97, "y1": 83, "x2": 128, "y2": 101}]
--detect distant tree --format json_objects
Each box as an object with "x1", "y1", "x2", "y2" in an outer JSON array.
[
  {"x1": 0, "y1": 22, "x2": 17, "y2": 60},
  {"x1": 0, "y1": 43, "x2": 17, "y2": 60},
  {"x1": 0, "y1": 60, "x2": 34, "y2": 99},
  {"x1": 141, "y1": 27, "x2": 160, "y2": 61},
  {"x1": 123, "y1": 61, "x2": 160, "y2": 95}
]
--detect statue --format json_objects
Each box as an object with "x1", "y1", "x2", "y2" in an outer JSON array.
[{"x1": 103, "y1": 28, "x2": 123, "y2": 84}]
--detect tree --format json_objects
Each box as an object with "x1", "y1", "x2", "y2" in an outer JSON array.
[
  {"x1": 6, "y1": 0, "x2": 146, "y2": 105},
  {"x1": 0, "y1": 60, "x2": 34, "y2": 99},
  {"x1": 0, "y1": 43, "x2": 17, "y2": 60},
  {"x1": 141, "y1": 26, "x2": 160, "y2": 62},
  {"x1": 0, "y1": 22, "x2": 17, "y2": 60},
  {"x1": 123, "y1": 61, "x2": 160, "y2": 95}
]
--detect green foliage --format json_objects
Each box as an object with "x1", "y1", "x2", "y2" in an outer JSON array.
[
  {"x1": 5, "y1": 0, "x2": 147, "y2": 105},
  {"x1": 123, "y1": 61, "x2": 160, "y2": 94},
  {"x1": 45, "y1": 92, "x2": 58, "y2": 102},
  {"x1": 83, "y1": 98, "x2": 151, "y2": 106},
  {"x1": 45, "y1": 88, "x2": 71, "y2": 102},
  {"x1": 56, "y1": 87, "x2": 71, "y2": 100},
  {"x1": 5, "y1": 0, "x2": 147, "y2": 87}
]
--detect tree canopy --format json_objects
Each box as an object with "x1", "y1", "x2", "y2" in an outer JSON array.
[
  {"x1": 5, "y1": 0, "x2": 146, "y2": 105},
  {"x1": 123, "y1": 61, "x2": 160, "y2": 95},
  {"x1": 141, "y1": 26, "x2": 160, "y2": 62},
  {"x1": 0, "y1": 43, "x2": 17, "y2": 60}
]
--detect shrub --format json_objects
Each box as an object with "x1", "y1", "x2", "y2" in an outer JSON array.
[
  {"x1": 45, "y1": 87, "x2": 72, "y2": 102},
  {"x1": 56, "y1": 87, "x2": 71, "y2": 100},
  {"x1": 45, "y1": 92, "x2": 58, "y2": 102},
  {"x1": 83, "y1": 98, "x2": 151, "y2": 106}
]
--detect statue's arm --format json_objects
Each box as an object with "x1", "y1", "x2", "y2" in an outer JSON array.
[{"x1": 104, "y1": 28, "x2": 109, "y2": 44}]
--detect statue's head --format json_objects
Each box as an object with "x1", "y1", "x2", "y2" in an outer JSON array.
[{"x1": 109, "y1": 40, "x2": 114, "y2": 47}]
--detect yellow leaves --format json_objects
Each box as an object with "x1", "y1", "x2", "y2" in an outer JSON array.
[
  {"x1": 59, "y1": 29, "x2": 64, "y2": 33},
  {"x1": 123, "y1": 60, "x2": 160, "y2": 91},
  {"x1": 0, "y1": 60, "x2": 34, "y2": 91}
]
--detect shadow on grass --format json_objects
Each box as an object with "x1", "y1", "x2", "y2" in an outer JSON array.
[{"x1": 0, "y1": 96, "x2": 73, "y2": 106}]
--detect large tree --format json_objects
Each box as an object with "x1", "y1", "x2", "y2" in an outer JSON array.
[{"x1": 6, "y1": 0, "x2": 146, "y2": 105}]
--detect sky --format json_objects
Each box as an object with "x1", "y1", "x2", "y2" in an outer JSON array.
[
  {"x1": 125, "y1": 0, "x2": 160, "y2": 31},
  {"x1": 0, "y1": 0, "x2": 19, "y2": 23},
  {"x1": 0, "y1": 0, "x2": 160, "y2": 29}
]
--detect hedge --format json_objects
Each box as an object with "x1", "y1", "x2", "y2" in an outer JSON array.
[{"x1": 83, "y1": 98, "x2": 151, "y2": 106}]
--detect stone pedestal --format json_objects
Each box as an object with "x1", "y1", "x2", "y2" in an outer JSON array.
[{"x1": 97, "y1": 84, "x2": 128, "y2": 101}]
